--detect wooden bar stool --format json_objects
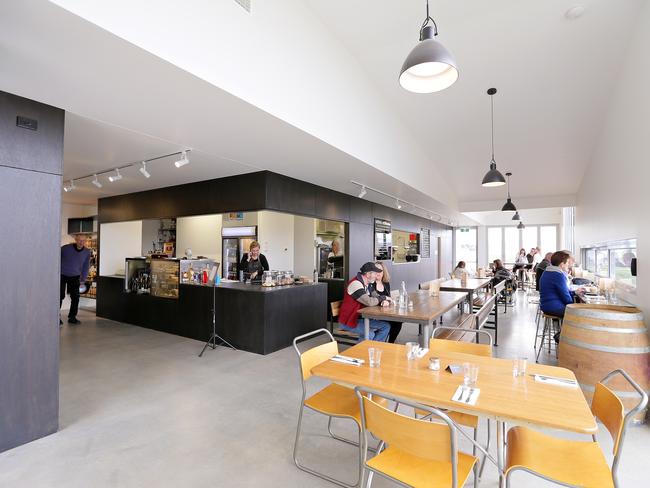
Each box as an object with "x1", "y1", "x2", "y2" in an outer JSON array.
[{"x1": 536, "y1": 313, "x2": 562, "y2": 363}]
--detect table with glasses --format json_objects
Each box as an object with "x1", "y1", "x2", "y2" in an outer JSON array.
[
  {"x1": 311, "y1": 341, "x2": 597, "y2": 486},
  {"x1": 359, "y1": 291, "x2": 467, "y2": 347},
  {"x1": 440, "y1": 278, "x2": 493, "y2": 312},
  {"x1": 575, "y1": 289, "x2": 635, "y2": 307}
]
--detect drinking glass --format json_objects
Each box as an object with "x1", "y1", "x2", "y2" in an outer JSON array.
[
  {"x1": 368, "y1": 348, "x2": 382, "y2": 368},
  {"x1": 513, "y1": 357, "x2": 527, "y2": 377},
  {"x1": 405, "y1": 342, "x2": 419, "y2": 360},
  {"x1": 463, "y1": 363, "x2": 479, "y2": 386}
]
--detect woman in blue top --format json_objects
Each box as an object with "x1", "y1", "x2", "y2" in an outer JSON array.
[{"x1": 539, "y1": 250, "x2": 575, "y2": 318}]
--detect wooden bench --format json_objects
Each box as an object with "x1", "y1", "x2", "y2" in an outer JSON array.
[
  {"x1": 434, "y1": 293, "x2": 497, "y2": 344},
  {"x1": 483, "y1": 281, "x2": 504, "y2": 345}
]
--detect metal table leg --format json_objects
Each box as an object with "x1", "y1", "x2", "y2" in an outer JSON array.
[
  {"x1": 364, "y1": 317, "x2": 370, "y2": 341},
  {"x1": 421, "y1": 320, "x2": 432, "y2": 348},
  {"x1": 497, "y1": 420, "x2": 505, "y2": 487},
  {"x1": 468, "y1": 290, "x2": 474, "y2": 314}
]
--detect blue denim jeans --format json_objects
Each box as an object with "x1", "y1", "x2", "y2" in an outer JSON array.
[{"x1": 341, "y1": 318, "x2": 390, "y2": 343}]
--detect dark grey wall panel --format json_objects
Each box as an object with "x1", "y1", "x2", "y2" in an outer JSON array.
[
  {"x1": 264, "y1": 172, "x2": 316, "y2": 216},
  {"x1": 0, "y1": 91, "x2": 64, "y2": 174},
  {"x1": 315, "y1": 186, "x2": 350, "y2": 222},
  {"x1": 0, "y1": 167, "x2": 61, "y2": 452}
]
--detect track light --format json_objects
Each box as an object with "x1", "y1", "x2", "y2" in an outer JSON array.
[
  {"x1": 174, "y1": 151, "x2": 189, "y2": 168},
  {"x1": 396, "y1": 200, "x2": 403, "y2": 210},
  {"x1": 92, "y1": 174, "x2": 102, "y2": 188},
  {"x1": 139, "y1": 161, "x2": 151, "y2": 178},
  {"x1": 358, "y1": 186, "x2": 367, "y2": 198},
  {"x1": 108, "y1": 168, "x2": 122, "y2": 182},
  {"x1": 63, "y1": 179, "x2": 76, "y2": 192}
]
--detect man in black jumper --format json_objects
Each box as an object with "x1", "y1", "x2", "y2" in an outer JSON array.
[{"x1": 60, "y1": 234, "x2": 90, "y2": 325}]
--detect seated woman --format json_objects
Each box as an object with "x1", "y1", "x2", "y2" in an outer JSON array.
[
  {"x1": 239, "y1": 241, "x2": 269, "y2": 281},
  {"x1": 452, "y1": 261, "x2": 469, "y2": 279},
  {"x1": 539, "y1": 250, "x2": 575, "y2": 318},
  {"x1": 513, "y1": 248, "x2": 528, "y2": 282},
  {"x1": 371, "y1": 262, "x2": 402, "y2": 343}
]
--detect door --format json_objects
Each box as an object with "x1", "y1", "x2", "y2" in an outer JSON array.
[{"x1": 223, "y1": 238, "x2": 240, "y2": 279}]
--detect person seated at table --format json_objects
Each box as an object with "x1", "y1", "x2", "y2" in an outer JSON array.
[
  {"x1": 452, "y1": 261, "x2": 469, "y2": 279},
  {"x1": 371, "y1": 262, "x2": 402, "y2": 343},
  {"x1": 338, "y1": 262, "x2": 391, "y2": 342},
  {"x1": 539, "y1": 250, "x2": 576, "y2": 319},
  {"x1": 492, "y1": 259, "x2": 517, "y2": 292},
  {"x1": 535, "y1": 252, "x2": 553, "y2": 291}
]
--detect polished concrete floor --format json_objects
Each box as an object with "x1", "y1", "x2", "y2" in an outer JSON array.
[{"x1": 1, "y1": 292, "x2": 648, "y2": 487}]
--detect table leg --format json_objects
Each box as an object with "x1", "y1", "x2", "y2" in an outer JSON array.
[
  {"x1": 364, "y1": 317, "x2": 370, "y2": 341},
  {"x1": 497, "y1": 420, "x2": 505, "y2": 487},
  {"x1": 468, "y1": 291, "x2": 474, "y2": 314},
  {"x1": 421, "y1": 321, "x2": 432, "y2": 348}
]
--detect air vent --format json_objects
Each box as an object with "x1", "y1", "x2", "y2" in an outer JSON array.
[{"x1": 233, "y1": 0, "x2": 251, "y2": 13}]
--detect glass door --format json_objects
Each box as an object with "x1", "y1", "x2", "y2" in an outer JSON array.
[{"x1": 223, "y1": 238, "x2": 240, "y2": 279}]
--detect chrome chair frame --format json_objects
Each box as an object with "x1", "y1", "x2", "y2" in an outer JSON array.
[{"x1": 505, "y1": 368, "x2": 649, "y2": 488}]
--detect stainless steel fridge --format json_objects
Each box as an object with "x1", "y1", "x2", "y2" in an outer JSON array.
[{"x1": 222, "y1": 226, "x2": 257, "y2": 280}]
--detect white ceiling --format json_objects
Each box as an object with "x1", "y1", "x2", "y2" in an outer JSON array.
[{"x1": 306, "y1": 0, "x2": 645, "y2": 205}]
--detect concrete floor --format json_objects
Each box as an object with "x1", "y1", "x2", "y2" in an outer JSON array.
[{"x1": 1, "y1": 291, "x2": 648, "y2": 487}]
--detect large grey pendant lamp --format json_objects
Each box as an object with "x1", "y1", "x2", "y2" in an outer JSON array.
[
  {"x1": 481, "y1": 88, "x2": 507, "y2": 187},
  {"x1": 502, "y1": 172, "x2": 517, "y2": 211},
  {"x1": 399, "y1": 0, "x2": 459, "y2": 93}
]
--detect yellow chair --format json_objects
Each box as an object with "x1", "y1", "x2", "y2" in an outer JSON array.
[
  {"x1": 355, "y1": 386, "x2": 478, "y2": 488},
  {"x1": 293, "y1": 328, "x2": 380, "y2": 488},
  {"x1": 505, "y1": 369, "x2": 649, "y2": 488}
]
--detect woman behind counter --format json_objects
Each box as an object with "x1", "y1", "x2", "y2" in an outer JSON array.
[
  {"x1": 239, "y1": 241, "x2": 269, "y2": 281},
  {"x1": 372, "y1": 262, "x2": 402, "y2": 343}
]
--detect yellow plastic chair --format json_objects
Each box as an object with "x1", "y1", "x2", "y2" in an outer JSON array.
[
  {"x1": 505, "y1": 369, "x2": 649, "y2": 488},
  {"x1": 293, "y1": 328, "x2": 381, "y2": 488},
  {"x1": 355, "y1": 386, "x2": 479, "y2": 488}
]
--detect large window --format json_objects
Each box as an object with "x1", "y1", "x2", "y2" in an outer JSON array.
[
  {"x1": 581, "y1": 239, "x2": 636, "y2": 290},
  {"x1": 487, "y1": 225, "x2": 560, "y2": 265},
  {"x1": 455, "y1": 227, "x2": 477, "y2": 272}
]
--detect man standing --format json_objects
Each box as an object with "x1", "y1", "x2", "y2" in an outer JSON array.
[
  {"x1": 338, "y1": 262, "x2": 391, "y2": 342},
  {"x1": 60, "y1": 234, "x2": 90, "y2": 325}
]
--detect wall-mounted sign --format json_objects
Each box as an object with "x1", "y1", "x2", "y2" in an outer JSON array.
[
  {"x1": 225, "y1": 212, "x2": 244, "y2": 221},
  {"x1": 374, "y1": 219, "x2": 392, "y2": 261},
  {"x1": 420, "y1": 228, "x2": 431, "y2": 258}
]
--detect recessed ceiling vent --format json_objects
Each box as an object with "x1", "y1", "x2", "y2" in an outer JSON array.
[{"x1": 233, "y1": 0, "x2": 251, "y2": 13}]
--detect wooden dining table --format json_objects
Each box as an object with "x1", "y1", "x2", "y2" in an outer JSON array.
[
  {"x1": 311, "y1": 341, "x2": 597, "y2": 486},
  {"x1": 359, "y1": 290, "x2": 467, "y2": 347},
  {"x1": 440, "y1": 278, "x2": 493, "y2": 312}
]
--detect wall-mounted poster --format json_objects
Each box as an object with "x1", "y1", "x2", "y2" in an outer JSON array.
[
  {"x1": 225, "y1": 212, "x2": 244, "y2": 221},
  {"x1": 420, "y1": 228, "x2": 431, "y2": 258},
  {"x1": 374, "y1": 219, "x2": 392, "y2": 261}
]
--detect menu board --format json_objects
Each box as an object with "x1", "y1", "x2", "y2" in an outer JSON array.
[
  {"x1": 420, "y1": 228, "x2": 431, "y2": 258},
  {"x1": 150, "y1": 259, "x2": 180, "y2": 299},
  {"x1": 374, "y1": 219, "x2": 392, "y2": 261}
]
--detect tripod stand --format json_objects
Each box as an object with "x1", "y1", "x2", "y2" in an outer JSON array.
[{"x1": 199, "y1": 283, "x2": 236, "y2": 357}]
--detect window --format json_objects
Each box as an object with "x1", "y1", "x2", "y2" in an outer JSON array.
[
  {"x1": 487, "y1": 227, "x2": 503, "y2": 263},
  {"x1": 522, "y1": 226, "x2": 538, "y2": 254},
  {"x1": 596, "y1": 249, "x2": 609, "y2": 277},
  {"x1": 539, "y1": 226, "x2": 557, "y2": 255},
  {"x1": 504, "y1": 227, "x2": 519, "y2": 263},
  {"x1": 581, "y1": 239, "x2": 636, "y2": 292},
  {"x1": 584, "y1": 249, "x2": 596, "y2": 272},
  {"x1": 455, "y1": 227, "x2": 477, "y2": 272},
  {"x1": 610, "y1": 248, "x2": 636, "y2": 288}
]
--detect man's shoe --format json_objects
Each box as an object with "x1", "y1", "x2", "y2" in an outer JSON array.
[{"x1": 68, "y1": 318, "x2": 81, "y2": 325}]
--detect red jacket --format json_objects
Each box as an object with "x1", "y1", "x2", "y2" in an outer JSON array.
[{"x1": 339, "y1": 274, "x2": 383, "y2": 328}]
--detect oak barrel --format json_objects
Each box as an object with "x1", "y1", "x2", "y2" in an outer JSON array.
[{"x1": 559, "y1": 304, "x2": 650, "y2": 423}]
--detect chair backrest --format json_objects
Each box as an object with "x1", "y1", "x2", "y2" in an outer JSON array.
[
  {"x1": 356, "y1": 388, "x2": 457, "y2": 471},
  {"x1": 493, "y1": 280, "x2": 506, "y2": 294},
  {"x1": 591, "y1": 383, "x2": 624, "y2": 455},
  {"x1": 330, "y1": 300, "x2": 342, "y2": 320},
  {"x1": 293, "y1": 329, "x2": 338, "y2": 382},
  {"x1": 430, "y1": 335, "x2": 492, "y2": 357}
]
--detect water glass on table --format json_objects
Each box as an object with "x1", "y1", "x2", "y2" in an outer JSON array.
[
  {"x1": 405, "y1": 342, "x2": 419, "y2": 360},
  {"x1": 512, "y1": 357, "x2": 527, "y2": 377},
  {"x1": 463, "y1": 362, "x2": 479, "y2": 386},
  {"x1": 368, "y1": 347, "x2": 382, "y2": 368}
]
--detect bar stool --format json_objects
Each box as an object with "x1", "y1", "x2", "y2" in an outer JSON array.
[
  {"x1": 535, "y1": 313, "x2": 562, "y2": 363},
  {"x1": 533, "y1": 304, "x2": 543, "y2": 350}
]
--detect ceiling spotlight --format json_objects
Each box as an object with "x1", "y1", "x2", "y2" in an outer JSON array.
[
  {"x1": 92, "y1": 174, "x2": 102, "y2": 188},
  {"x1": 517, "y1": 221, "x2": 525, "y2": 230},
  {"x1": 358, "y1": 186, "x2": 367, "y2": 199},
  {"x1": 501, "y1": 172, "x2": 517, "y2": 212},
  {"x1": 139, "y1": 161, "x2": 151, "y2": 178},
  {"x1": 396, "y1": 200, "x2": 403, "y2": 210},
  {"x1": 399, "y1": 0, "x2": 458, "y2": 93},
  {"x1": 63, "y1": 179, "x2": 76, "y2": 192},
  {"x1": 108, "y1": 168, "x2": 122, "y2": 182},
  {"x1": 481, "y1": 88, "x2": 507, "y2": 187},
  {"x1": 174, "y1": 150, "x2": 189, "y2": 168},
  {"x1": 512, "y1": 211, "x2": 521, "y2": 221}
]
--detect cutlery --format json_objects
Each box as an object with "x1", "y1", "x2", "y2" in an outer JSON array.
[
  {"x1": 533, "y1": 374, "x2": 576, "y2": 384},
  {"x1": 464, "y1": 387, "x2": 474, "y2": 403}
]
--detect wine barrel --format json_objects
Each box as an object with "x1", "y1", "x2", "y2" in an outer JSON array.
[{"x1": 559, "y1": 304, "x2": 650, "y2": 423}]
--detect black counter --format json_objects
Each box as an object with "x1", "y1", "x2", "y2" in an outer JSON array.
[{"x1": 97, "y1": 276, "x2": 327, "y2": 355}]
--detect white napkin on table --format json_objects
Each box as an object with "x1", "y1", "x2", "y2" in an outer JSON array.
[{"x1": 452, "y1": 385, "x2": 480, "y2": 405}]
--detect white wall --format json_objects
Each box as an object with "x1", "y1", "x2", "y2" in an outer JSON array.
[
  {"x1": 99, "y1": 221, "x2": 143, "y2": 276},
  {"x1": 576, "y1": 2, "x2": 650, "y2": 314},
  {"x1": 140, "y1": 219, "x2": 160, "y2": 256},
  {"x1": 60, "y1": 203, "x2": 96, "y2": 245},
  {"x1": 294, "y1": 216, "x2": 316, "y2": 277},
  {"x1": 176, "y1": 214, "x2": 222, "y2": 261},
  {"x1": 258, "y1": 211, "x2": 294, "y2": 271}
]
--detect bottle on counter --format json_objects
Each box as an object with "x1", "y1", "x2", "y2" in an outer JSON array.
[
  {"x1": 202, "y1": 266, "x2": 208, "y2": 284},
  {"x1": 313, "y1": 269, "x2": 319, "y2": 283},
  {"x1": 399, "y1": 281, "x2": 408, "y2": 309}
]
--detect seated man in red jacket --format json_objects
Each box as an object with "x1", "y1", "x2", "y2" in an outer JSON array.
[{"x1": 338, "y1": 262, "x2": 391, "y2": 342}]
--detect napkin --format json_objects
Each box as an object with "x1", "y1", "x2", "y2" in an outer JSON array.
[
  {"x1": 533, "y1": 374, "x2": 578, "y2": 388},
  {"x1": 452, "y1": 385, "x2": 480, "y2": 405}
]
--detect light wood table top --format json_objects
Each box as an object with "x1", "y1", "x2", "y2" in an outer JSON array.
[
  {"x1": 359, "y1": 290, "x2": 467, "y2": 323},
  {"x1": 439, "y1": 278, "x2": 493, "y2": 292},
  {"x1": 311, "y1": 341, "x2": 597, "y2": 434}
]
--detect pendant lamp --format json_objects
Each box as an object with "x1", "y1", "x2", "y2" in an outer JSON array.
[
  {"x1": 512, "y1": 211, "x2": 521, "y2": 221},
  {"x1": 517, "y1": 221, "x2": 525, "y2": 230},
  {"x1": 502, "y1": 172, "x2": 517, "y2": 211},
  {"x1": 482, "y1": 88, "x2": 506, "y2": 187},
  {"x1": 399, "y1": 0, "x2": 458, "y2": 93}
]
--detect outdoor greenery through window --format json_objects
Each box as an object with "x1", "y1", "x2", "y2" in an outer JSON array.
[{"x1": 581, "y1": 239, "x2": 636, "y2": 291}]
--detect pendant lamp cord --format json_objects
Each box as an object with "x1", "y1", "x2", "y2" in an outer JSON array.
[
  {"x1": 490, "y1": 94, "x2": 495, "y2": 161},
  {"x1": 420, "y1": 0, "x2": 438, "y2": 36}
]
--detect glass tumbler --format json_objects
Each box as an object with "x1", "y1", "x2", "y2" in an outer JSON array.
[
  {"x1": 513, "y1": 357, "x2": 527, "y2": 377},
  {"x1": 368, "y1": 347, "x2": 382, "y2": 368},
  {"x1": 463, "y1": 363, "x2": 479, "y2": 386},
  {"x1": 405, "y1": 342, "x2": 419, "y2": 360}
]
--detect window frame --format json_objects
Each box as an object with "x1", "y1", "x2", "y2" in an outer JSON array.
[{"x1": 486, "y1": 224, "x2": 560, "y2": 265}]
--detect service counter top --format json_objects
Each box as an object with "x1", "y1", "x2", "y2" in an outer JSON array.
[{"x1": 97, "y1": 276, "x2": 327, "y2": 355}]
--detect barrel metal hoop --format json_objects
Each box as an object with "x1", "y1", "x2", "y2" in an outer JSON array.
[
  {"x1": 578, "y1": 382, "x2": 650, "y2": 399},
  {"x1": 565, "y1": 322, "x2": 647, "y2": 334},
  {"x1": 562, "y1": 337, "x2": 650, "y2": 354},
  {"x1": 570, "y1": 309, "x2": 643, "y2": 322}
]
